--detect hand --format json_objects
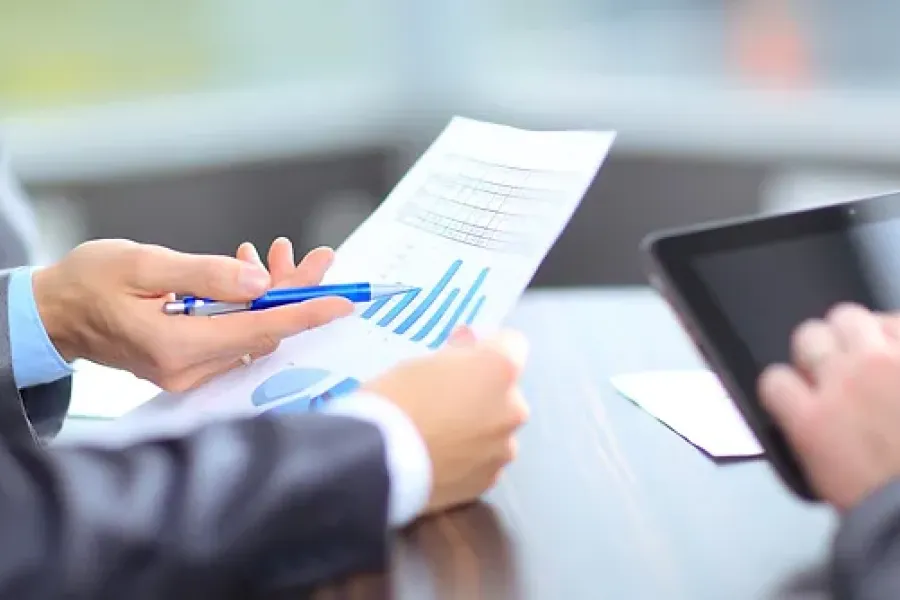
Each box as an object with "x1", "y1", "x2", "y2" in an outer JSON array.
[
  {"x1": 33, "y1": 238, "x2": 352, "y2": 391},
  {"x1": 364, "y1": 326, "x2": 530, "y2": 516},
  {"x1": 233, "y1": 237, "x2": 341, "y2": 361},
  {"x1": 758, "y1": 303, "x2": 900, "y2": 511}
]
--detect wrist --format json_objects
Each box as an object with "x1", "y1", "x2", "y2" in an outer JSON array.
[
  {"x1": 31, "y1": 265, "x2": 81, "y2": 362},
  {"x1": 322, "y1": 390, "x2": 433, "y2": 527}
]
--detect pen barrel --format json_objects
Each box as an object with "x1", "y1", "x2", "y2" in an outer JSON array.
[
  {"x1": 250, "y1": 283, "x2": 373, "y2": 310},
  {"x1": 188, "y1": 301, "x2": 250, "y2": 316}
]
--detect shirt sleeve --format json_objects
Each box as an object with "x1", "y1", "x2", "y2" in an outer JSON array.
[
  {"x1": 320, "y1": 390, "x2": 432, "y2": 528},
  {"x1": 7, "y1": 266, "x2": 73, "y2": 389}
]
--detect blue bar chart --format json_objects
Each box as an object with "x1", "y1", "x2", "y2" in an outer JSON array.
[
  {"x1": 361, "y1": 259, "x2": 489, "y2": 349},
  {"x1": 376, "y1": 288, "x2": 420, "y2": 327}
]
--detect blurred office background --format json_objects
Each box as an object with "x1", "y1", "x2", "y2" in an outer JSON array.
[{"x1": 4, "y1": 0, "x2": 900, "y2": 285}]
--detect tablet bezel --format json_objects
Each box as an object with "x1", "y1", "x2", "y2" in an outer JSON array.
[{"x1": 640, "y1": 190, "x2": 900, "y2": 501}]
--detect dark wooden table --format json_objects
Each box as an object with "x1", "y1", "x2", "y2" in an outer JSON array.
[{"x1": 303, "y1": 288, "x2": 836, "y2": 600}]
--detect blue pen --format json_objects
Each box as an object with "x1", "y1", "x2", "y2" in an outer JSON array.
[{"x1": 163, "y1": 283, "x2": 416, "y2": 316}]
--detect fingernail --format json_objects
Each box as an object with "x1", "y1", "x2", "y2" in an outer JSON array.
[
  {"x1": 244, "y1": 242, "x2": 261, "y2": 261},
  {"x1": 239, "y1": 265, "x2": 270, "y2": 294},
  {"x1": 449, "y1": 326, "x2": 477, "y2": 346}
]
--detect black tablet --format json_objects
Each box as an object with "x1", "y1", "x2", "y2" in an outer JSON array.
[{"x1": 641, "y1": 190, "x2": 900, "y2": 500}]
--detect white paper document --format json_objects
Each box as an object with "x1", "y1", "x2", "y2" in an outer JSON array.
[
  {"x1": 610, "y1": 369, "x2": 764, "y2": 458},
  {"x1": 67, "y1": 360, "x2": 161, "y2": 419},
  {"x1": 109, "y1": 117, "x2": 614, "y2": 436}
]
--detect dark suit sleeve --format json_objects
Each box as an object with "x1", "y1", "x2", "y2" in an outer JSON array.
[
  {"x1": 831, "y1": 479, "x2": 900, "y2": 599},
  {"x1": 0, "y1": 411, "x2": 391, "y2": 599}
]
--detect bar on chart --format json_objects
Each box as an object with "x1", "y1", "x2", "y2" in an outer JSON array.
[
  {"x1": 361, "y1": 295, "x2": 392, "y2": 320},
  {"x1": 376, "y1": 289, "x2": 420, "y2": 327},
  {"x1": 465, "y1": 295, "x2": 486, "y2": 326},
  {"x1": 428, "y1": 267, "x2": 489, "y2": 349},
  {"x1": 357, "y1": 258, "x2": 491, "y2": 347},
  {"x1": 394, "y1": 259, "x2": 463, "y2": 334},
  {"x1": 411, "y1": 288, "x2": 460, "y2": 342}
]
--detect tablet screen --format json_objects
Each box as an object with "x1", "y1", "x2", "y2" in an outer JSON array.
[{"x1": 691, "y1": 217, "x2": 900, "y2": 372}]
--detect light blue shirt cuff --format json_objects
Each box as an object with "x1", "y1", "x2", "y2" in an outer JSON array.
[
  {"x1": 321, "y1": 391, "x2": 432, "y2": 528},
  {"x1": 7, "y1": 267, "x2": 73, "y2": 389}
]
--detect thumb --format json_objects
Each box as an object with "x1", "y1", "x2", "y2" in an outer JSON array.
[
  {"x1": 486, "y1": 329, "x2": 529, "y2": 373},
  {"x1": 448, "y1": 325, "x2": 477, "y2": 347},
  {"x1": 467, "y1": 329, "x2": 529, "y2": 387},
  {"x1": 133, "y1": 246, "x2": 271, "y2": 301}
]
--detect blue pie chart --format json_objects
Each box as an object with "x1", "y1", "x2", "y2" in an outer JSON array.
[
  {"x1": 251, "y1": 368, "x2": 331, "y2": 407},
  {"x1": 252, "y1": 367, "x2": 361, "y2": 414}
]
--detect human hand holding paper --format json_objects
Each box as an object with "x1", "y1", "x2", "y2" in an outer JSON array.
[
  {"x1": 108, "y1": 117, "x2": 613, "y2": 439},
  {"x1": 33, "y1": 237, "x2": 351, "y2": 392}
]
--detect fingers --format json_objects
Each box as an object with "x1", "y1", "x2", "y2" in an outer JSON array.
[
  {"x1": 238, "y1": 238, "x2": 336, "y2": 289},
  {"x1": 152, "y1": 339, "x2": 280, "y2": 392},
  {"x1": 826, "y1": 304, "x2": 887, "y2": 352},
  {"x1": 278, "y1": 246, "x2": 336, "y2": 288},
  {"x1": 160, "y1": 357, "x2": 242, "y2": 392},
  {"x1": 182, "y1": 296, "x2": 354, "y2": 359},
  {"x1": 791, "y1": 319, "x2": 841, "y2": 382},
  {"x1": 485, "y1": 330, "x2": 529, "y2": 374},
  {"x1": 242, "y1": 296, "x2": 353, "y2": 339},
  {"x1": 508, "y1": 388, "x2": 531, "y2": 428},
  {"x1": 792, "y1": 304, "x2": 891, "y2": 384},
  {"x1": 133, "y1": 245, "x2": 271, "y2": 301},
  {"x1": 759, "y1": 363, "x2": 817, "y2": 453},
  {"x1": 453, "y1": 329, "x2": 529, "y2": 392},
  {"x1": 236, "y1": 242, "x2": 265, "y2": 270},
  {"x1": 266, "y1": 237, "x2": 296, "y2": 283}
]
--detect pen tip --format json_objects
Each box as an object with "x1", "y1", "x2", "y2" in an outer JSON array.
[{"x1": 371, "y1": 283, "x2": 419, "y2": 297}]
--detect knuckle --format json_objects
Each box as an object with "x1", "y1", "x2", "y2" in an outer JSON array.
[
  {"x1": 797, "y1": 401, "x2": 829, "y2": 434},
  {"x1": 254, "y1": 342, "x2": 279, "y2": 358},
  {"x1": 156, "y1": 374, "x2": 189, "y2": 393},
  {"x1": 791, "y1": 319, "x2": 826, "y2": 351},
  {"x1": 150, "y1": 348, "x2": 180, "y2": 374},
  {"x1": 257, "y1": 331, "x2": 281, "y2": 352},
  {"x1": 792, "y1": 318, "x2": 820, "y2": 341},
  {"x1": 825, "y1": 302, "x2": 866, "y2": 323},
  {"x1": 127, "y1": 245, "x2": 154, "y2": 275},
  {"x1": 504, "y1": 437, "x2": 519, "y2": 463},
  {"x1": 483, "y1": 468, "x2": 503, "y2": 491},
  {"x1": 860, "y1": 345, "x2": 896, "y2": 368},
  {"x1": 204, "y1": 264, "x2": 229, "y2": 295},
  {"x1": 508, "y1": 393, "x2": 530, "y2": 428},
  {"x1": 883, "y1": 316, "x2": 900, "y2": 337},
  {"x1": 480, "y1": 346, "x2": 517, "y2": 384}
]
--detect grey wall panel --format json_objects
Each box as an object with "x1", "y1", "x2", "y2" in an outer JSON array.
[
  {"x1": 33, "y1": 149, "x2": 395, "y2": 258},
  {"x1": 531, "y1": 155, "x2": 767, "y2": 286},
  {"x1": 28, "y1": 152, "x2": 769, "y2": 288}
]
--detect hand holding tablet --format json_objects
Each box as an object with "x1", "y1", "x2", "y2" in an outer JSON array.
[
  {"x1": 757, "y1": 304, "x2": 900, "y2": 510},
  {"x1": 641, "y1": 191, "x2": 900, "y2": 501}
]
